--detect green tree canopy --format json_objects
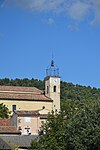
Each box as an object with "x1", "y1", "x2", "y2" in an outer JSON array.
[
  {"x1": 0, "y1": 103, "x2": 11, "y2": 118},
  {"x1": 29, "y1": 99, "x2": 100, "y2": 150}
]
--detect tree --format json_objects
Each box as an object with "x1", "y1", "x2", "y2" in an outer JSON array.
[
  {"x1": 0, "y1": 103, "x2": 11, "y2": 118},
  {"x1": 29, "y1": 99, "x2": 100, "y2": 150}
]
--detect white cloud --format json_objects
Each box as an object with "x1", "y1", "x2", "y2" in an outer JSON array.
[
  {"x1": 1, "y1": 0, "x2": 100, "y2": 26},
  {"x1": 68, "y1": 1, "x2": 89, "y2": 21},
  {"x1": 5, "y1": 0, "x2": 65, "y2": 13},
  {"x1": 90, "y1": 0, "x2": 100, "y2": 26}
]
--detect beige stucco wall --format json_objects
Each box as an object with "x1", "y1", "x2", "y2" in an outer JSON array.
[{"x1": 0, "y1": 99, "x2": 53, "y2": 113}]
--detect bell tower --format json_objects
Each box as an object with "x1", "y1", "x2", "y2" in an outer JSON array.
[{"x1": 44, "y1": 59, "x2": 60, "y2": 112}]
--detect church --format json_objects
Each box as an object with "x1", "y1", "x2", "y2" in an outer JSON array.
[{"x1": 0, "y1": 59, "x2": 60, "y2": 113}]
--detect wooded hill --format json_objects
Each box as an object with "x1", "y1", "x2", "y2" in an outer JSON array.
[{"x1": 0, "y1": 78, "x2": 100, "y2": 102}]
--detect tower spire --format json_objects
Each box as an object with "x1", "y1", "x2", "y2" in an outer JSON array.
[{"x1": 46, "y1": 55, "x2": 59, "y2": 77}]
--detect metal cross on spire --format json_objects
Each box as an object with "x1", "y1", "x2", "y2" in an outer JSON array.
[{"x1": 51, "y1": 52, "x2": 54, "y2": 67}]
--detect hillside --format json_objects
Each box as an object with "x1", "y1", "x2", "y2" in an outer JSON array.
[{"x1": 60, "y1": 81, "x2": 100, "y2": 101}]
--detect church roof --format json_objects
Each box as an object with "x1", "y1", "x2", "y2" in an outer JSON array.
[
  {"x1": 0, "y1": 86, "x2": 52, "y2": 101},
  {"x1": 0, "y1": 85, "x2": 43, "y2": 93}
]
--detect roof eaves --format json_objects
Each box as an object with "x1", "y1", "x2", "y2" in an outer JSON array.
[{"x1": 0, "y1": 97, "x2": 53, "y2": 102}]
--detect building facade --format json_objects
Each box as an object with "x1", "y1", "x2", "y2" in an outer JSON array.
[{"x1": 0, "y1": 59, "x2": 60, "y2": 114}]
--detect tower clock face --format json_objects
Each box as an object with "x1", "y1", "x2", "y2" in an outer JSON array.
[{"x1": 53, "y1": 78, "x2": 57, "y2": 83}]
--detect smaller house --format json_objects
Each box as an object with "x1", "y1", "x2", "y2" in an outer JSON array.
[
  {"x1": 11, "y1": 109, "x2": 49, "y2": 135},
  {"x1": 0, "y1": 118, "x2": 38, "y2": 149},
  {"x1": 0, "y1": 110, "x2": 48, "y2": 149}
]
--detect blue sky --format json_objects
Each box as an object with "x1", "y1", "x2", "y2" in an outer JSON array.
[{"x1": 0, "y1": 0, "x2": 100, "y2": 88}]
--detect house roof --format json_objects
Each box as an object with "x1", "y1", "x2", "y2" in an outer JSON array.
[
  {"x1": 0, "y1": 138, "x2": 11, "y2": 150},
  {"x1": 0, "y1": 86, "x2": 52, "y2": 101},
  {"x1": 14, "y1": 110, "x2": 40, "y2": 116},
  {"x1": 14, "y1": 110, "x2": 48, "y2": 118},
  {"x1": 1, "y1": 135, "x2": 38, "y2": 148},
  {"x1": 0, "y1": 126, "x2": 21, "y2": 134},
  {"x1": 0, "y1": 118, "x2": 11, "y2": 126}
]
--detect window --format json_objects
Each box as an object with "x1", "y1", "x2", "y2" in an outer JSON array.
[
  {"x1": 42, "y1": 106, "x2": 45, "y2": 109},
  {"x1": 47, "y1": 86, "x2": 49, "y2": 94},
  {"x1": 24, "y1": 127, "x2": 31, "y2": 135},
  {"x1": 53, "y1": 86, "x2": 56, "y2": 92},
  {"x1": 12, "y1": 105, "x2": 16, "y2": 112},
  {"x1": 24, "y1": 117, "x2": 31, "y2": 123}
]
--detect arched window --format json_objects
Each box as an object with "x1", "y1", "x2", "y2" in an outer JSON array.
[
  {"x1": 53, "y1": 86, "x2": 56, "y2": 92},
  {"x1": 47, "y1": 86, "x2": 49, "y2": 94}
]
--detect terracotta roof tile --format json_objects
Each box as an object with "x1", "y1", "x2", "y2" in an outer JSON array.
[
  {"x1": 14, "y1": 110, "x2": 48, "y2": 118},
  {"x1": 15, "y1": 110, "x2": 40, "y2": 115},
  {"x1": 0, "y1": 126, "x2": 20, "y2": 134},
  {"x1": 0, "y1": 118, "x2": 11, "y2": 126},
  {"x1": 0, "y1": 86, "x2": 42, "y2": 93},
  {"x1": 0, "y1": 86, "x2": 52, "y2": 101}
]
